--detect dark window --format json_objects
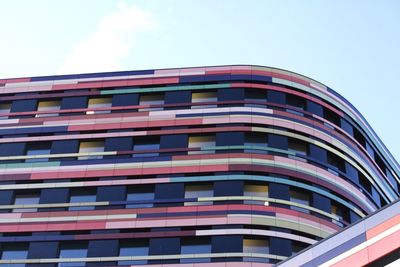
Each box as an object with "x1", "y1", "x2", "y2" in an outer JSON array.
[
  {"x1": 133, "y1": 137, "x2": 160, "y2": 157},
  {"x1": 58, "y1": 243, "x2": 88, "y2": 267},
  {"x1": 324, "y1": 108, "x2": 340, "y2": 126},
  {"x1": 118, "y1": 240, "x2": 148, "y2": 266},
  {"x1": 288, "y1": 139, "x2": 308, "y2": 156},
  {"x1": 139, "y1": 94, "x2": 164, "y2": 111},
  {"x1": 87, "y1": 240, "x2": 119, "y2": 266},
  {"x1": 180, "y1": 239, "x2": 211, "y2": 263},
  {"x1": 69, "y1": 189, "x2": 96, "y2": 211},
  {"x1": 287, "y1": 94, "x2": 305, "y2": 109},
  {"x1": 290, "y1": 188, "x2": 310, "y2": 213},
  {"x1": 0, "y1": 243, "x2": 29, "y2": 267},
  {"x1": 327, "y1": 152, "x2": 345, "y2": 172},
  {"x1": 25, "y1": 142, "x2": 51, "y2": 163},
  {"x1": 126, "y1": 186, "x2": 154, "y2": 208}
]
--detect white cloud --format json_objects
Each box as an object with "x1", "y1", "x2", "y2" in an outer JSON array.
[{"x1": 58, "y1": 2, "x2": 156, "y2": 74}]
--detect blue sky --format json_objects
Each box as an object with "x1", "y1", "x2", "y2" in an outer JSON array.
[{"x1": 0, "y1": 0, "x2": 399, "y2": 161}]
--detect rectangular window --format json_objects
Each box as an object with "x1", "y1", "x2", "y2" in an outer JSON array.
[
  {"x1": 87, "y1": 98, "x2": 112, "y2": 114},
  {"x1": 36, "y1": 100, "x2": 61, "y2": 117},
  {"x1": 126, "y1": 187, "x2": 154, "y2": 208},
  {"x1": 184, "y1": 184, "x2": 213, "y2": 206},
  {"x1": 0, "y1": 103, "x2": 11, "y2": 120},
  {"x1": 244, "y1": 132, "x2": 268, "y2": 153},
  {"x1": 188, "y1": 136, "x2": 216, "y2": 155},
  {"x1": 25, "y1": 143, "x2": 51, "y2": 163},
  {"x1": 78, "y1": 141, "x2": 104, "y2": 160},
  {"x1": 0, "y1": 244, "x2": 28, "y2": 267},
  {"x1": 244, "y1": 183, "x2": 268, "y2": 205},
  {"x1": 58, "y1": 243, "x2": 88, "y2": 267},
  {"x1": 290, "y1": 189, "x2": 310, "y2": 214},
  {"x1": 13, "y1": 193, "x2": 39, "y2": 212},
  {"x1": 243, "y1": 239, "x2": 269, "y2": 254},
  {"x1": 118, "y1": 245, "x2": 149, "y2": 266},
  {"x1": 138, "y1": 94, "x2": 164, "y2": 111},
  {"x1": 245, "y1": 89, "x2": 266, "y2": 108},
  {"x1": 288, "y1": 139, "x2": 307, "y2": 156},
  {"x1": 69, "y1": 189, "x2": 96, "y2": 211},
  {"x1": 132, "y1": 137, "x2": 160, "y2": 158},
  {"x1": 191, "y1": 92, "x2": 217, "y2": 109},
  {"x1": 180, "y1": 239, "x2": 211, "y2": 263}
]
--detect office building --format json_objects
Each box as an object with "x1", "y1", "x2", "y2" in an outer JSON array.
[{"x1": 0, "y1": 65, "x2": 398, "y2": 266}]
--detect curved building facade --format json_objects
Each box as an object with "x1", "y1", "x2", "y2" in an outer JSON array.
[{"x1": 0, "y1": 65, "x2": 398, "y2": 266}]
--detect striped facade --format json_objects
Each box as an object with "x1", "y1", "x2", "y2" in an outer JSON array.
[{"x1": 0, "y1": 65, "x2": 398, "y2": 266}]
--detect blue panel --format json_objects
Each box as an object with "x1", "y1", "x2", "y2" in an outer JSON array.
[
  {"x1": 51, "y1": 140, "x2": 79, "y2": 154},
  {"x1": 60, "y1": 96, "x2": 87, "y2": 110},
  {"x1": 0, "y1": 190, "x2": 14, "y2": 205},
  {"x1": 268, "y1": 134, "x2": 288, "y2": 150},
  {"x1": 11, "y1": 99, "x2": 37, "y2": 112},
  {"x1": 307, "y1": 100, "x2": 323, "y2": 117},
  {"x1": 112, "y1": 93, "x2": 139, "y2": 107},
  {"x1": 270, "y1": 237, "x2": 291, "y2": 257},
  {"x1": 179, "y1": 74, "x2": 231, "y2": 83},
  {"x1": 104, "y1": 137, "x2": 133, "y2": 151},
  {"x1": 0, "y1": 143, "x2": 25, "y2": 156},
  {"x1": 164, "y1": 91, "x2": 191, "y2": 104},
  {"x1": 155, "y1": 183, "x2": 184, "y2": 199},
  {"x1": 312, "y1": 192, "x2": 331, "y2": 214},
  {"x1": 341, "y1": 117, "x2": 354, "y2": 136},
  {"x1": 345, "y1": 162, "x2": 359, "y2": 184},
  {"x1": 218, "y1": 88, "x2": 244, "y2": 101},
  {"x1": 251, "y1": 75, "x2": 272, "y2": 83},
  {"x1": 97, "y1": 186, "x2": 127, "y2": 202},
  {"x1": 309, "y1": 144, "x2": 327, "y2": 162},
  {"x1": 212, "y1": 235, "x2": 242, "y2": 253},
  {"x1": 214, "y1": 181, "x2": 243, "y2": 197},
  {"x1": 268, "y1": 91, "x2": 286, "y2": 104},
  {"x1": 87, "y1": 240, "x2": 119, "y2": 266},
  {"x1": 27, "y1": 241, "x2": 58, "y2": 259},
  {"x1": 149, "y1": 237, "x2": 180, "y2": 255},
  {"x1": 39, "y1": 188, "x2": 69, "y2": 204},
  {"x1": 160, "y1": 134, "x2": 188, "y2": 149},
  {"x1": 216, "y1": 132, "x2": 244, "y2": 146},
  {"x1": 269, "y1": 183, "x2": 290, "y2": 200}
]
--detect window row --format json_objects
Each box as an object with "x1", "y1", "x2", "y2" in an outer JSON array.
[
  {"x1": 0, "y1": 181, "x2": 356, "y2": 224},
  {"x1": 0, "y1": 132, "x2": 383, "y2": 206},
  {"x1": 1, "y1": 86, "x2": 389, "y2": 176},
  {"x1": 0, "y1": 235, "x2": 307, "y2": 266}
]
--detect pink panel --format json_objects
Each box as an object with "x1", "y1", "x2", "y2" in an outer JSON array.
[
  {"x1": 367, "y1": 214, "x2": 400, "y2": 239},
  {"x1": 332, "y1": 247, "x2": 369, "y2": 267},
  {"x1": 366, "y1": 228, "x2": 400, "y2": 262}
]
